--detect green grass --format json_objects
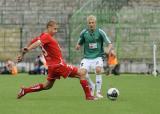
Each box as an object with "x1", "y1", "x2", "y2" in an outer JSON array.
[{"x1": 0, "y1": 74, "x2": 160, "y2": 114}]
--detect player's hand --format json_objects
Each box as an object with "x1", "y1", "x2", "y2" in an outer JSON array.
[
  {"x1": 22, "y1": 47, "x2": 28, "y2": 54},
  {"x1": 16, "y1": 47, "x2": 28, "y2": 63},
  {"x1": 75, "y1": 44, "x2": 81, "y2": 50}
]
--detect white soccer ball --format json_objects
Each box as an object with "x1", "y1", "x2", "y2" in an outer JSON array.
[{"x1": 107, "y1": 88, "x2": 119, "y2": 100}]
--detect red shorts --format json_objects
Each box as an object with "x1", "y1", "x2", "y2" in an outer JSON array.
[{"x1": 47, "y1": 62, "x2": 78, "y2": 81}]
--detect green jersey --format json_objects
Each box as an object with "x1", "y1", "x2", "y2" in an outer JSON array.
[{"x1": 77, "y1": 28, "x2": 111, "y2": 59}]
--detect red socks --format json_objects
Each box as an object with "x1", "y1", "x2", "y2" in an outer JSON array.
[
  {"x1": 80, "y1": 80, "x2": 92, "y2": 98},
  {"x1": 24, "y1": 83, "x2": 44, "y2": 94},
  {"x1": 22, "y1": 81, "x2": 92, "y2": 99},
  {"x1": 21, "y1": 81, "x2": 92, "y2": 100}
]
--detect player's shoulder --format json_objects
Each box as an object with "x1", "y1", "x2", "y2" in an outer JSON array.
[
  {"x1": 40, "y1": 32, "x2": 49, "y2": 37},
  {"x1": 40, "y1": 32, "x2": 52, "y2": 39},
  {"x1": 98, "y1": 28, "x2": 109, "y2": 38},
  {"x1": 98, "y1": 28, "x2": 106, "y2": 34},
  {"x1": 80, "y1": 28, "x2": 88, "y2": 35}
]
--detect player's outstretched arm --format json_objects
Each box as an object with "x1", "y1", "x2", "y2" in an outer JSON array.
[
  {"x1": 17, "y1": 40, "x2": 41, "y2": 63},
  {"x1": 27, "y1": 40, "x2": 41, "y2": 51}
]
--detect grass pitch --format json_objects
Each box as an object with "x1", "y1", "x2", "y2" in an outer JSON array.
[{"x1": 0, "y1": 73, "x2": 160, "y2": 114}]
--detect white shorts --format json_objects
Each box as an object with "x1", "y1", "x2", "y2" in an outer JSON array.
[{"x1": 80, "y1": 57, "x2": 103, "y2": 72}]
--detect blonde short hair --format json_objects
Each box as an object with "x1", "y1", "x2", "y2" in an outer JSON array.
[{"x1": 87, "y1": 15, "x2": 97, "y2": 22}]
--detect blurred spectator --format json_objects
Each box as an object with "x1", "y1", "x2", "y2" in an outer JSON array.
[
  {"x1": 29, "y1": 54, "x2": 47, "y2": 75},
  {"x1": 106, "y1": 49, "x2": 120, "y2": 75},
  {"x1": 0, "y1": 59, "x2": 18, "y2": 75}
]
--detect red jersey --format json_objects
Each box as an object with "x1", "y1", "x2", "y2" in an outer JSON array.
[
  {"x1": 30, "y1": 33, "x2": 63, "y2": 66},
  {"x1": 30, "y1": 32, "x2": 78, "y2": 80}
]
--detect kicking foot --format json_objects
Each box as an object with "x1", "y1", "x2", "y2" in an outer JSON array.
[
  {"x1": 86, "y1": 96, "x2": 98, "y2": 100},
  {"x1": 17, "y1": 88, "x2": 26, "y2": 99}
]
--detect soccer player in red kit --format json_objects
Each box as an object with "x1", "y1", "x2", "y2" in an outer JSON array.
[{"x1": 17, "y1": 20, "x2": 96, "y2": 100}]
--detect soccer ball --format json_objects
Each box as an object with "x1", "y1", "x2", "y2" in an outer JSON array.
[{"x1": 107, "y1": 88, "x2": 119, "y2": 100}]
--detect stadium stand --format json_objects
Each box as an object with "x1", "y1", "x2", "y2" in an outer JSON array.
[
  {"x1": 0, "y1": 0, "x2": 85, "y2": 61},
  {"x1": 69, "y1": 0, "x2": 160, "y2": 73},
  {"x1": 0, "y1": 0, "x2": 160, "y2": 73}
]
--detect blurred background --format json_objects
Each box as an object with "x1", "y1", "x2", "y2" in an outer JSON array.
[{"x1": 0, "y1": 0, "x2": 159, "y2": 74}]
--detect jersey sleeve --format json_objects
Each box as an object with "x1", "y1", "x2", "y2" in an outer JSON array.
[
  {"x1": 39, "y1": 33, "x2": 51, "y2": 45},
  {"x1": 30, "y1": 37, "x2": 39, "y2": 45},
  {"x1": 77, "y1": 29, "x2": 86, "y2": 45},
  {"x1": 99, "y1": 29, "x2": 112, "y2": 44}
]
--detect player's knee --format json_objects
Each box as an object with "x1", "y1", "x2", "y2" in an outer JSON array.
[
  {"x1": 81, "y1": 69, "x2": 87, "y2": 75},
  {"x1": 78, "y1": 68, "x2": 87, "y2": 78},
  {"x1": 95, "y1": 67, "x2": 102, "y2": 74}
]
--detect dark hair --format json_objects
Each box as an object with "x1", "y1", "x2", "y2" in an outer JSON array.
[{"x1": 46, "y1": 20, "x2": 57, "y2": 28}]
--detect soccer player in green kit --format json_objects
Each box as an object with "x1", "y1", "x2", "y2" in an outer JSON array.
[{"x1": 76, "y1": 15, "x2": 113, "y2": 99}]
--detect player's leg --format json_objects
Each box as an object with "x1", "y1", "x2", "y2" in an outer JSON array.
[
  {"x1": 78, "y1": 59, "x2": 96, "y2": 99},
  {"x1": 77, "y1": 68, "x2": 96, "y2": 100},
  {"x1": 86, "y1": 73, "x2": 95, "y2": 96},
  {"x1": 95, "y1": 66, "x2": 103, "y2": 98},
  {"x1": 17, "y1": 80, "x2": 55, "y2": 99},
  {"x1": 67, "y1": 65, "x2": 96, "y2": 100},
  {"x1": 95, "y1": 58, "x2": 104, "y2": 98}
]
